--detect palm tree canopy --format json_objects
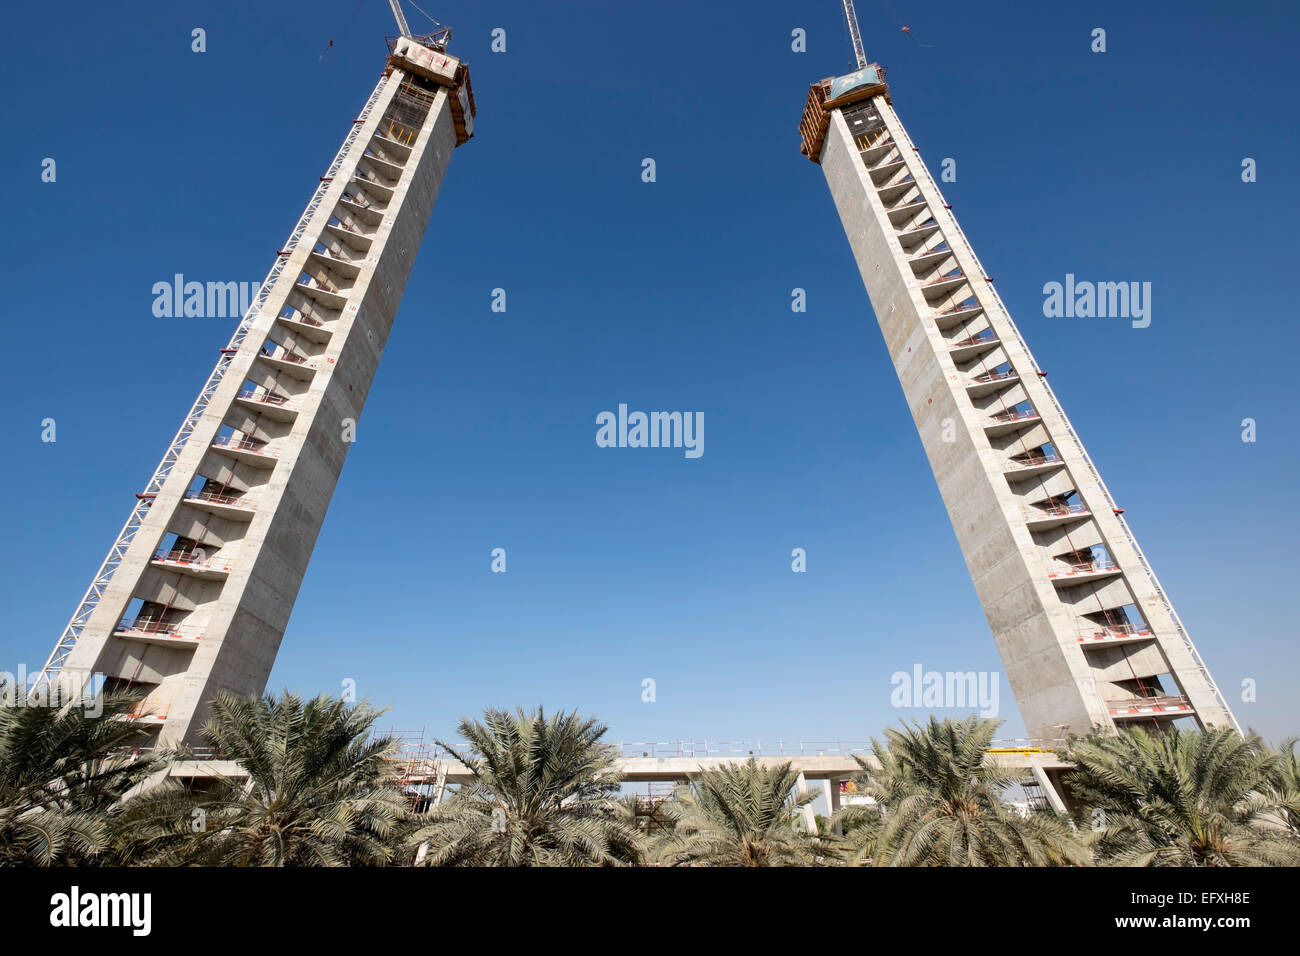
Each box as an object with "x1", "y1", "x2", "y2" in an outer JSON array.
[
  {"x1": 655, "y1": 758, "x2": 837, "y2": 866},
  {"x1": 1271, "y1": 736, "x2": 1300, "y2": 838},
  {"x1": 411, "y1": 706, "x2": 642, "y2": 866},
  {"x1": 1063, "y1": 726, "x2": 1300, "y2": 867},
  {"x1": 143, "y1": 691, "x2": 409, "y2": 866},
  {"x1": 839, "y1": 716, "x2": 1088, "y2": 867},
  {"x1": 0, "y1": 682, "x2": 168, "y2": 865}
]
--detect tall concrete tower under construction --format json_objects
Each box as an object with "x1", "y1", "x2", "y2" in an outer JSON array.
[
  {"x1": 799, "y1": 4, "x2": 1236, "y2": 740},
  {"x1": 34, "y1": 24, "x2": 475, "y2": 746}
]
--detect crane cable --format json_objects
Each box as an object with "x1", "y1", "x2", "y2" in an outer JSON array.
[{"x1": 404, "y1": 0, "x2": 444, "y2": 30}]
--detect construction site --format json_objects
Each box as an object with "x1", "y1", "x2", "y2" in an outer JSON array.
[
  {"x1": 15, "y1": 0, "x2": 1273, "y2": 838},
  {"x1": 794, "y1": 10, "x2": 1237, "y2": 744},
  {"x1": 32, "y1": 9, "x2": 476, "y2": 749}
]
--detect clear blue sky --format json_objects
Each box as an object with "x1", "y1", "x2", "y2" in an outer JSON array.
[{"x1": 2, "y1": 1, "x2": 1297, "y2": 746}]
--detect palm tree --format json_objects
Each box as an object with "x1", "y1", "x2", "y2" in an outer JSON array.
[
  {"x1": 142, "y1": 691, "x2": 410, "y2": 866},
  {"x1": 0, "y1": 680, "x2": 168, "y2": 865},
  {"x1": 836, "y1": 716, "x2": 1089, "y2": 867},
  {"x1": 654, "y1": 758, "x2": 838, "y2": 866},
  {"x1": 832, "y1": 738, "x2": 910, "y2": 865},
  {"x1": 409, "y1": 707, "x2": 642, "y2": 866},
  {"x1": 1270, "y1": 736, "x2": 1300, "y2": 837},
  {"x1": 1063, "y1": 726, "x2": 1300, "y2": 867}
]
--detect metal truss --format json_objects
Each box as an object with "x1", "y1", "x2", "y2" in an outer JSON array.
[{"x1": 33, "y1": 77, "x2": 391, "y2": 690}]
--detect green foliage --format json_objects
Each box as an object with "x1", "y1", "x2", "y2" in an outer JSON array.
[
  {"x1": 835, "y1": 716, "x2": 1089, "y2": 867},
  {"x1": 1270, "y1": 736, "x2": 1300, "y2": 837},
  {"x1": 409, "y1": 707, "x2": 643, "y2": 866},
  {"x1": 1063, "y1": 726, "x2": 1300, "y2": 867},
  {"x1": 653, "y1": 758, "x2": 839, "y2": 866},
  {"x1": 0, "y1": 682, "x2": 169, "y2": 866},
  {"x1": 6, "y1": 677, "x2": 1298, "y2": 870},
  {"x1": 136, "y1": 692, "x2": 411, "y2": 866}
]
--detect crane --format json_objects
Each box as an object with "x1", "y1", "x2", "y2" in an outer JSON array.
[
  {"x1": 388, "y1": 0, "x2": 412, "y2": 38},
  {"x1": 387, "y1": 0, "x2": 452, "y2": 49},
  {"x1": 842, "y1": 0, "x2": 867, "y2": 69}
]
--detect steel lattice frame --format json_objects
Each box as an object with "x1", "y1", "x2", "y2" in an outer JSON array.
[{"x1": 32, "y1": 77, "x2": 391, "y2": 693}]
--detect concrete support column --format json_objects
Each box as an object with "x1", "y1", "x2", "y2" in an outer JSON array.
[
  {"x1": 806, "y1": 92, "x2": 1237, "y2": 738},
  {"x1": 824, "y1": 777, "x2": 843, "y2": 836},
  {"x1": 796, "y1": 772, "x2": 819, "y2": 834},
  {"x1": 1032, "y1": 763, "x2": 1068, "y2": 815},
  {"x1": 432, "y1": 763, "x2": 449, "y2": 805}
]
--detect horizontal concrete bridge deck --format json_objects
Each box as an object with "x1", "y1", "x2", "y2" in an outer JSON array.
[{"x1": 168, "y1": 740, "x2": 1074, "y2": 814}]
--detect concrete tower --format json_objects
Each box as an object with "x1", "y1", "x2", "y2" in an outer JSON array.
[
  {"x1": 34, "y1": 28, "x2": 475, "y2": 747},
  {"x1": 798, "y1": 18, "x2": 1237, "y2": 740}
]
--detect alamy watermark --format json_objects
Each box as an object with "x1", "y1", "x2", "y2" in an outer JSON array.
[
  {"x1": 1042, "y1": 273, "x2": 1151, "y2": 328},
  {"x1": 1, "y1": 665, "x2": 105, "y2": 716},
  {"x1": 152, "y1": 274, "x2": 261, "y2": 318},
  {"x1": 891, "y1": 663, "x2": 1000, "y2": 718},
  {"x1": 596, "y1": 404, "x2": 704, "y2": 459},
  {"x1": 50, "y1": 886, "x2": 151, "y2": 936}
]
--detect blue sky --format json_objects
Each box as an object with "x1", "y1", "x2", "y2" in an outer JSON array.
[{"x1": 2, "y1": 0, "x2": 1297, "y2": 747}]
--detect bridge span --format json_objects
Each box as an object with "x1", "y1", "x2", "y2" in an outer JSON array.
[{"x1": 169, "y1": 737, "x2": 1075, "y2": 820}]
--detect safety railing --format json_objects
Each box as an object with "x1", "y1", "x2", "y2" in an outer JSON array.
[
  {"x1": 1076, "y1": 621, "x2": 1152, "y2": 641},
  {"x1": 114, "y1": 618, "x2": 199, "y2": 638},
  {"x1": 888, "y1": 199, "x2": 928, "y2": 217},
  {"x1": 909, "y1": 242, "x2": 950, "y2": 261},
  {"x1": 1049, "y1": 558, "x2": 1120, "y2": 577},
  {"x1": 212, "y1": 436, "x2": 268, "y2": 454},
  {"x1": 183, "y1": 489, "x2": 250, "y2": 509},
  {"x1": 312, "y1": 244, "x2": 362, "y2": 265},
  {"x1": 261, "y1": 346, "x2": 309, "y2": 366},
  {"x1": 326, "y1": 215, "x2": 367, "y2": 236},
  {"x1": 1107, "y1": 695, "x2": 1192, "y2": 713},
  {"x1": 989, "y1": 408, "x2": 1038, "y2": 424},
  {"x1": 935, "y1": 300, "x2": 980, "y2": 317},
  {"x1": 295, "y1": 275, "x2": 340, "y2": 295},
  {"x1": 153, "y1": 548, "x2": 210, "y2": 564},
  {"x1": 900, "y1": 217, "x2": 937, "y2": 231},
  {"x1": 108, "y1": 745, "x2": 224, "y2": 761},
  {"x1": 1032, "y1": 502, "x2": 1089, "y2": 518},
  {"x1": 1007, "y1": 453, "x2": 1061, "y2": 472},
  {"x1": 613, "y1": 740, "x2": 873, "y2": 759},
  {"x1": 612, "y1": 738, "x2": 1068, "y2": 759},
  {"x1": 281, "y1": 308, "x2": 324, "y2": 328},
  {"x1": 133, "y1": 735, "x2": 1074, "y2": 775},
  {"x1": 923, "y1": 270, "x2": 966, "y2": 287},
  {"x1": 237, "y1": 388, "x2": 290, "y2": 407},
  {"x1": 949, "y1": 331, "x2": 998, "y2": 349}
]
